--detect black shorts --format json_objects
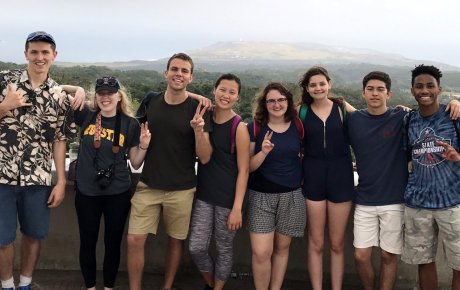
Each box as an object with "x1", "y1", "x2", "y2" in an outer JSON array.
[{"x1": 303, "y1": 155, "x2": 355, "y2": 203}]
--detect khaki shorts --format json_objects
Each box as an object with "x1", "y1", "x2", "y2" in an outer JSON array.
[
  {"x1": 353, "y1": 204, "x2": 404, "y2": 254},
  {"x1": 402, "y1": 205, "x2": 460, "y2": 270},
  {"x1": 128, "y1": 181, "x2": 195, "y2": 240}
]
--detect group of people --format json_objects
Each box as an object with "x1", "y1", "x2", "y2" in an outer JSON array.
[{"x1": 1, "y1": 31, "x2": 460, "y2": 290}]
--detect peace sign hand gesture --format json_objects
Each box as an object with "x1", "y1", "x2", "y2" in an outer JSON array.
[
  {"x1": 190, "y1": 103, "x2": 208, "y2": 133},
  {"x1": 261, "y1": 131, "x2": 275, "y2": 155},
  {"x1": 139, "y1": 121, "x2": 151, "y2": 150}
]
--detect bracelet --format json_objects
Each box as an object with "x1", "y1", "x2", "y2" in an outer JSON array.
[{"x1": 139, "y1": 145, "x2": 148, "y2": 150}]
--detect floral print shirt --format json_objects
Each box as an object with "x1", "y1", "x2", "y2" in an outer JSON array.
[{"x1": 0, "y1": 69, "x2": 77, "y2": 186}]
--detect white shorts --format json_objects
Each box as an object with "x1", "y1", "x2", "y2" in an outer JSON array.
[{"x1": 353, "y1": 204, "x2": 404, "y2": 254}]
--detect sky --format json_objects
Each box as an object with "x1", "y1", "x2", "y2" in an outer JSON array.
[{"x1": 2, "y1": 0, "x2": 460, "y2": 67}]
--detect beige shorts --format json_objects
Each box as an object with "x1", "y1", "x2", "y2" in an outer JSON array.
[
  {"x1": 402, "y1": 205, "x2": 460, "y2": 270},
  {"x1": 128, "y1": 181, "x2": 195, "y2": 240},
  {"x1": 353, "y1": 204, "x2": 404, "y2": 254}
]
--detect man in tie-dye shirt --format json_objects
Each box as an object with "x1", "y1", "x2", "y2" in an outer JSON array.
[{"x1": 402, "y1": 64, "x2": 460, "y2": 290}]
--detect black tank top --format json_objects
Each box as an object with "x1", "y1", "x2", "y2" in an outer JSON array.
[{"x1": 196, "y1": 116, "x2": 240, "y2": 209}]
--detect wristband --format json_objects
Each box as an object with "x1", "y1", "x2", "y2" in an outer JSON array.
[{"x1": 139, "y1": 145, "x2": 148, "y2": 150}]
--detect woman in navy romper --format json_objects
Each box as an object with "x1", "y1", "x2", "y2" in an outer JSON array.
[{"x1": 298, "y1": 66, "x2": 355, "y2": 290}]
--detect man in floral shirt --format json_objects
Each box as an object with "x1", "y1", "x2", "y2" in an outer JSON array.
[{"x1": 0, "y1": 31, "x2": 77, "y2": 290}]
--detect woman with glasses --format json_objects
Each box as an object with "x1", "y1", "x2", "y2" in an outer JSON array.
[
  {"x1": 298, "y1": 66, "x2": 355, "y2": 290},
  {"x1": 63, "y1": 77, "x2": 150, "y2": 290},
  {"x1": 246, "y1": 82, "x2": 306, "y2": 290}
]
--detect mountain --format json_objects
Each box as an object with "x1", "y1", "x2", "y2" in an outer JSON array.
[{"x1": 55, "y1": 41, "x2": 460, "y2": 72}]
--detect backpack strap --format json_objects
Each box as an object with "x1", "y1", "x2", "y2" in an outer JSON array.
[
  {"x1": 293, "y1": 116, "x2": 305, "y2": 140},
  {"x1": 299, "y1": 104, "x2": 308, "y2": 122},
  {"x1": 252, "y1": 119, "x2": 260, "y2": 140},
  {"x1": 336, "y1": 101, "x2": 347, "y2": 124},
  {"x1": 230, "y1": 115, "x2": 242, "y2": 154},
  {"x1": 135, "y1": 91, "x2": 160, "y2": 123}
]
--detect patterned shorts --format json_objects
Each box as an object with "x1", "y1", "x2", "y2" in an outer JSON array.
[
  {"x1": 247, "y1": 188, "x2": 306, "y2": 237},
  {"x1": 402, "y1": 205, "x2": 460, "y2": 270}
]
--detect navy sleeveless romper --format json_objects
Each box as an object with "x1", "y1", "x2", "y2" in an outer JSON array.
[{"x1": 302, "y1": 102, "x2": 355, "y2": 202}]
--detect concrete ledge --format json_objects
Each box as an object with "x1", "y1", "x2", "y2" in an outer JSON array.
[{"x1": 12, "y1": 165, "x2": 454, "y2": 289}]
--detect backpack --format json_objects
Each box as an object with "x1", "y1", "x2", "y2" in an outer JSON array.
[
  {"x1": 251, "y1": 116, "x2": 305, "y2": 140},
  {"x1": 404, "y1": 109, "x2": 460, "y2": 161},
  {"x1": 135, "y1": 91, "x2": 160, "y2": 124},
  {"x1": 135, "y1": 91, "x2": 242, "y2": 154},
  {"x1": 298, "y1": 102, "x2": 348, "y2": 123}
]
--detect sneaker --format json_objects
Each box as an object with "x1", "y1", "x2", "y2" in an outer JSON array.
[{"x1": 17, "y1": 285, "x2": 31, "y2": 290}]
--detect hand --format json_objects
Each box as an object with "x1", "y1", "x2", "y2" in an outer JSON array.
[
  {"x1": 395, "y1": 104, "x2": 411, "y2": 112},
  {"x1": 437, "y1": 141, "x2": 460, "y2": 162},
  {"x1": 199, "y1": 96, "x2": 213, "y2": 110},
  {"x1": 446, "y1": 100, "x2": 460, "y2": 120},
  {"x1": 190, "y1": 104, "x2": 207, "y2": 133},
  {"x1": 261, "y1": 131, "x2": 275, "y2": 155},
  {"x1": 48, "y1": 182, "x2": 65, "y2": 208},
  {"x1": 72, "y1": 87, "x2": 86, "y2": 111},
  {"x1": 139, "y1": 121, "x2": 151, "y2": 149},
  {"x1": 227, "y1": 208, "x2": 243, "y2": 231},
  {"x1": 3, "y1": 84, "x2": 32, "y2": 111}
]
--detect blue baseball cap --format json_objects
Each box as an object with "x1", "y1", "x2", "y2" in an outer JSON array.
[{"x1": 26, "y1": 31, "x2": 56, "y2": 46}]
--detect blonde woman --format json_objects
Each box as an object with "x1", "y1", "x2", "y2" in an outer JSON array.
[{"x1": 64, "y1": 77, "x2": 150, "y2": 290}]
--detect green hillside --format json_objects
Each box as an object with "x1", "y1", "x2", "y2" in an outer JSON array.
[{"x1": 2, "y1": 61, "x2": 459, "y2": 122}]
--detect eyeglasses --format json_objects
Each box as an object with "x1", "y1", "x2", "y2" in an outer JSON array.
[
  {"x1": 266, "y1": 97, "x2": 288, "y2": 105},
  {"x1": 96, "y1": 77, "x2": 119, "y2": 87},
  {"x1": 26, "y1": 31, "x2": 55, "y2": 45}
]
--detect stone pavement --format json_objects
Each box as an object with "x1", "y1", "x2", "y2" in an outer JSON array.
[{"x1": 24, "y1": 269, "x2": 420, "y2": 290}]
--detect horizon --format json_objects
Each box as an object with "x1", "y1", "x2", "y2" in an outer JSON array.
[{"x1": 1, "y1": 0, "x2": 460, "y2": 67}]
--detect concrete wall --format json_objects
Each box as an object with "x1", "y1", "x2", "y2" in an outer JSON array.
[{"x1": 13, "y1": 180, "x2": 453, "y2": 289}]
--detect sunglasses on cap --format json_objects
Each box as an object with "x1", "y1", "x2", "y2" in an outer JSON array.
[
  {"x1": 95, "y1": 77, "x2": 120, "y2": 92},
  {"x1": 26, "y1": 31, "x2": 56, "y2": 45}
]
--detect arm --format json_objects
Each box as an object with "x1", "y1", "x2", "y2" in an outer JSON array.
[
  {"x1": 60, "y1": 85, "x2": 86, "y2": 111},
  {"x1": 129, "y1": 122, "x2": 151, "y2": 169},
  {"x1": 249, "y1": 131, "x2": 274, "y2": 172},
  {"x1": 190, "y1": 104, "x2": 213, "y2": 164},
  {"x1": 395, "y1": 104, "x2": 411, "y2": 112},
  {"x1": 48, "y1": 140, "x2": 67, "y2": 208},
  {"x1": 227, "y1": 123, "x2": 250, "y2": 231},
  {"x1": 344, "y1": 101, "x2": 356, "y2": 113},
  {"x1": 195, "y1": 131, "x2": 212, "y2": 164},
  {"x1": 187, "y1": 91, "x2": 213, "y2": 108}
]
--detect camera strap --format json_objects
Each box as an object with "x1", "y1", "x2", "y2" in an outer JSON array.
[{"x1": 93, "y1": 111, "x2": 122, "y2": 170}]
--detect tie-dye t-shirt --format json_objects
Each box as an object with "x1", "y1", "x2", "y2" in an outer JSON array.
[{"x1": 405, "y1": 104, "x2": 460, "y2": 209}]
